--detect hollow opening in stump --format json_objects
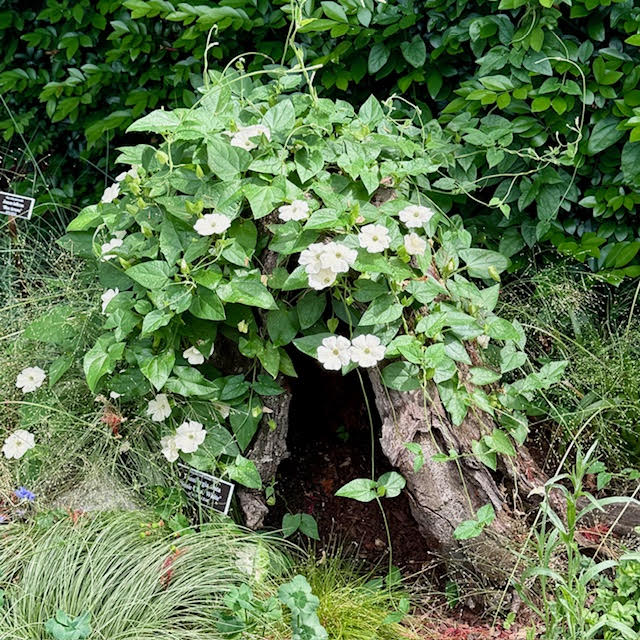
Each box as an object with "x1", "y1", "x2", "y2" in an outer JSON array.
[{"x1": 265, "y1": 350, "x2": 432, "y2": 569}]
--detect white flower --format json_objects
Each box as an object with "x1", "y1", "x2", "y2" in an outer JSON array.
[
  {"x1": 398, "y1": 204, "x2": 435, "y2": 228},
  {"x1": 278, "y1": 199, "x2": 310, "y2": 222},
  {"x1": 193, "y1": 213, "x2": 231, "y2": 236},
  {"x1": 319, "y1": 242, "x2": 358, "y2": 274},
  {"x1": 358, "y1": 224, "x2": 390, "y2": 253},
  {"x1": 115, "y1": 166, "x2": 138, "y2": 181},
  {"x1": 317, "y1": 336, "x2": 352, "y2": 370},
  {"x1": 101, "y1": 182, "x2": 120, "y2": 203},
  {"x1": 183, "y1": 346, "x2": 205, "y2": 365},
  {"x1": 15, "y1": 367, "x2": 46, "y2": 393},
  {"x1": 100, "y1": 237, "x2": 123, "y2": 261},
  {"x1": 2, "y1": 429, "x2": 35, "y2": 460},
  {"x1": 299, "y1": 243, "x2": 326, "y2": 275},
  {"x1": 350, "y1": 334, "x2": 386, "y2": 368},
  {"x1": 174, "y1": 420, "x2": 207, "y2": 453},
  {"x1": 477, "y1": 334, "x2": 490, "y2": 349},
  {"x1": 403, "y1": 232, "x2": 427, "y2": 256},
  {"x1": 147, "y1": 394, "x2": 172, "y2": 422},
  {"x1": 228, "y1": 125, "x2": 271, "y2": 150},
  {"x1": 308, "y1": 268, "x2": 337, "y2": 290},
  {"x1": 101, "y1": 288, "x2": 119, "y2": 314},
  {"x1": 161, "y1": 435, "x2": 179, "y2": 462},
  {"x1": 109, "y1": 391, "x2": 121, "y2": 399}
]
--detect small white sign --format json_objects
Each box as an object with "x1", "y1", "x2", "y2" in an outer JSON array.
[
  {"x1": 177, "y1": 463, "x2": 235, "y2": 515},
  {"x1": 0, "y1": 192, "x2": 35, "y2": 220}
]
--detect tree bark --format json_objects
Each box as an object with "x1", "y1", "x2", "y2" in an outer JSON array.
[
  {"x1": 237, "y1": 380, "x2": 292, "y2": 529},
  {"x1": 368, "y1": 368, "x2": 547, "y2": 576}
]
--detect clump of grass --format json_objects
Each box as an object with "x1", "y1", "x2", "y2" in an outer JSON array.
[
  {"x1": 295, "y1": 548, "x2": 409, "y2": 640},
  {"x1": 500, "y1": 263, "x2": 640, "y2": 473},
  {"x1": 0, "y1": 510, "x2": 291, "y2": 640}
]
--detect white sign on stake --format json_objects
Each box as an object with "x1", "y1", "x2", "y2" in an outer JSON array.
[{"x1": 0, "y1": 192, "x2": 35, "y2": 220}]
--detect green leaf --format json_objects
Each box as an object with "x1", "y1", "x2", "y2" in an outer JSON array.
[
  {"x1": 485, "y1": 429, "x2": 516, "y2": 456},
  {"x1": 127, "y1": 109, "x2": 181, "y2": 133},
  {"x1": 262, "y1": 99, "x2": 296, "y2": 138},
  {"x1": 266, "y1": 309, "x2": 298, "y2": 346},
  {"x1": 400, "y1": 37, "x2": 426, "y2": 68},
  {"x1": 377, "y1": 471, "x2": 406, "y2": 498},
  {"x1": 587, "y1": 116, "x2": 625, "y2": 155},
  {"x1": 83, "y1": 335, "x2": 125, "y2": 392},
  {"x1": 336, "y1": 478, "x2": 377, "y2": 502},
  {"x1": 381, "y1": 362, "x2": 421, "y2": 391},
  {"x1": 459, "y1": 249, "x2": 509, "y2": 279},
  {"x1": 24, "y1": 304, "x2": 75, "y2": 345},
  {"x1": 141, "y1": 309, "x2": 173, "y2": 336},
  {"x1": 358, "y1": 95, "x2": 384, "y2": 127},
  {"x1": 206, "y1": 138, "x2": 251, "y2": 180},
  {"x1": 469, "y1": 367, "x2": 501, "y2": 385},
  {"x1": 217, "y1": 280, "x2": 278, "y2": 310},
  {"x1": 49, "y1": 354, "x2": 74, "y2": 386},
  {"x1": 368, "y1": 43, "x2": 390, "y2": 74},
  {"x1": 126, "y1": 261, "x2": 173, "y2": 290},
  {"x1": 296, "y1": 293, "x2": 326, "y2": 329},
  {"x1": 229, "y1": 398, "x2": 262, "y2": 451},
  {"x1": 227, "y1": 454, "x2": 262, "y2": 489},
  {"x1": 140, "y1": 350, "x2": 175, "y2": 391},
  {"x1": 293, "y1": 333, "x2": 332, "y2": 358},
  {"x1": 485, "y1": 316, "x2": 520, "y2": 341},
  {"x1": 500, "y1": 344, "x2": 527, "y2": 373},
  {"x1": 359, "y1": 293, "x2": 403, "y2": 326},
  {"x1": 295, "y1": 148, "x2": 324, "y2": 183},
  {"x1": 321, "y1": 1, "x2": 347, "y2": 23},
  {"x1": 453, "y1": 519, "x2": 483, "y2": 540},
  {"x1": 189, "y1": 287, "x2": 226, "y2": 320},
  {"x1": 621, "y1": 141, "x2": 640, "y2": 187},
  {"x1": 67, "y1": 205, "x2": 101, "y2": 231}
]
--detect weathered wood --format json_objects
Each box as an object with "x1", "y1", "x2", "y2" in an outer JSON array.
[
  {"x1": 368, "y1": 369, "x2": 543, "y2": 559},
  {"x1": 237, "y1": 379, "x2": 292, "y2": 529}
]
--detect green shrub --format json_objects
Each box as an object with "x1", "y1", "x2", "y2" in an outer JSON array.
[
  {"x1": 4, "y1": 0, "x2": 640, "y2": 277},
  {"x1": 56, "y1": 70, "x2": 566, "y2": 503}
]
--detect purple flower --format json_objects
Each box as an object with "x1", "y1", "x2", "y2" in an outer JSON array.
[
  {"x1": 0, "y1": 514, "x2": 7, "y2": 524},
  {"x1": 15, "y1": 487, "x2": 35, "y2": 502}
]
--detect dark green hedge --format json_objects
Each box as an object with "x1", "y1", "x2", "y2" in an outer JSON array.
[{"x1": 2, "y1": 0, "x2": 640, "y2": 278}]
